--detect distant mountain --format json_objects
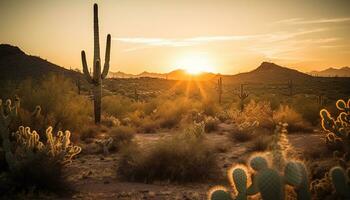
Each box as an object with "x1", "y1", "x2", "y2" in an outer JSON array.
[
  {"x1": 108, "y1": 71, "x2": 136, "y2": 78},
  {"x1": 309, "y1": 67, "x2": 350, "y2": 77},
  {"x1": 226, "y1": 62, "x2": 311, "y2": 83},
  {"x1": 0, "y1": 44, "x2": 317, "y2": 84},
  {"x1": 0, "y1": 44, "x2": 81, "y2": 81},
  {"x1": 138, "y1": 71, "x2": 166, "y2": 79},
  {"x1": 109, "y1": 69, "x2": 217, "y2": 80}
]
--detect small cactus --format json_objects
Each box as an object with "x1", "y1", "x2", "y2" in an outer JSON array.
[
  {"x1": 237, "y1": 84, "x2": 249, "y2": 112},
  {"x1": 217, "y1": 76, "x2": 223, "y2": 104}
]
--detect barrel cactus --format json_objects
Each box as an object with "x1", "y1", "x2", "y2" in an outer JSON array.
[{"x1": 81, "y1": 3, "x2": 111, "y2": 124}]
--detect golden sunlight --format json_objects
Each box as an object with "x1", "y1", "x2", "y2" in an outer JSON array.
[{"x1": 175, "y1": 53, "x2": 215, "y2": 74}]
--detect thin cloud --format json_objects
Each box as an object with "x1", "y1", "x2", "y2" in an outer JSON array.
[
  {"x1": 274, "y1": 17, "x2": 350, "y2": 25},
  {"x1": 113, "y1": 28, "x2": 327, "y2": 52}
]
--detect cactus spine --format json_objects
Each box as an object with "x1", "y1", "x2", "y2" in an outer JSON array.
[{"x1": 81, "y1": 3, "x2": 111, "y2": 124}]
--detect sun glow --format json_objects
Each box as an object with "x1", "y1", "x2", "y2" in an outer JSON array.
[{"x1": 175, "y1": 53, "x2": 215, "y2": 74}]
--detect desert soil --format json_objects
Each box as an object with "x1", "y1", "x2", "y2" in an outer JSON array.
[{"x1": 61, "y1": 124, "x2": 324, "y2": 200}]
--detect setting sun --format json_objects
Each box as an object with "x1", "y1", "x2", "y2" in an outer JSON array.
[{"x1": 175, "y1": 53, "x2": 215, "y2": 74}]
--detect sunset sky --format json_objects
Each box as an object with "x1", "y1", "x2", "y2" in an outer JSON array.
[{"x1": 1, "y1": 0, "x2": 350, "y2": 74}]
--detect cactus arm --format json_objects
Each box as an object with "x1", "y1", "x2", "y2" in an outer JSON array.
[
  {"x1": 93, "y1": 3, "x2": 100, "y2": 61},
  {"x1": 101, "y1": 34, "x2": 111, "y2": 79},
  {"x1": 81, "y1": 51, "x2": 93, "y2": 83}
]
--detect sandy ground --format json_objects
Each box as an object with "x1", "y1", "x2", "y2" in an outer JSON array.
[{"x1": 62, "y1": 124, "x2": 324, "y2": 200}]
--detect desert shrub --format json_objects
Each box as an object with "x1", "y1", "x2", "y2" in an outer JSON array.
[
  {"x1": 101, "y1": 115, "x2": 121, "y2": 128},
  {"x1": 204, "y1": 116, "x2": 220, "y2": 133},
  {"x1": 273, "y1": 105, "x2": 313, "y2": 132},
  {"x1": 102, "y1": 95, "x2": 138, "y2": 118},
  {"x1": 201, "y1": 99, "x2": 220, "y2": 116},
  {"x1": 154, "y1": 98, "x2": 190, "y2": 129},
  {"x1": 184, "y1": 122, "x2": 206, "y2": 139},
  {"x1": 7, "y1": 152, "x2": 68, "y2": 193},
  {"x1": 109, "y1": 126, "x2": 135, "y2": 151},
  {"x1": 14, "y1": 75, "x2": 92, "y2": 133},
  {"x1": 292, "y1": 96, "x2": 321, "y2": 125},
  {"x1": 126, "y1": 110, "x2": 145, "y2": 127},
  {"x1": 249, "y1": 135, "x2": 272, "y2": 152},
  {"x1": 80, "y1": 125, "x2": 100, "y2": 141},
  {"x1": 117, "y1": 125, "x2": 218, "y2": 182},
  {"x1": 232, "y1": 100, "x2": 274, "y2": 129},
  {"x1": 139, "y1": 117, "x2": 159, "y2": 133},
  {"x1": 230, "y1": 127, "x2": 254, "y2": 142},
  {"x1": 230, "y1": 122, "x2": 258, "y2": 142},
  {"x1": 216, "y1": 110, "x2": 231, "y2": 122}
]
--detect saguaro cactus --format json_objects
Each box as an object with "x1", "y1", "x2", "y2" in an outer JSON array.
[
  {"x1": 81, "y1": 3, "x2": 111, "y2": 124},
  {"x1": 237, "y1": 84, "x2": 249, "y2": 112},
  {"x1": 217, "y1": 77, "x2": 223, "y2": 104}
]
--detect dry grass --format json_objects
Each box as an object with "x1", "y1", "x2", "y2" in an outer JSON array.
[
  {"x1": 109, "y1": 126, "x2": 135, "y2": 151},
  {"x1": 117, "y1": 130, "x2": 218, "y2": 182},
  {"x1": 232, "y1": 100, "x2": 274, "y2": 129},
  {"x1": 230, "y1": 127, "x2": 255, "y2": 142},
  {"x1": 80, "y1": 125, "x2": 100, "y2": 141},
  {"x1": 249, "y1": 135, "x2": 272, "y2": 152},
  {"x1": 204, "y1": 116, "x2": 220, "y2": 133},
  {"x1": 273, "y1": 105, "x2": 313, "y2": 133}
]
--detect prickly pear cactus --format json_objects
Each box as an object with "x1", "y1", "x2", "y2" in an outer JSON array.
[
  {"x1": 209, "y1": 186, "x2": 233, "y2": 200},
  {"x1": 209, "y1": 139, "x2": 311, "y2": 200},
  {"x1": 81, "y1": 3, "x2": 111, "y2": 124},
  {"x1": 329, "y1": 166, "x2": 350, "y2": 198},
  {"x1": 320, "y1": 99, "x2": 350, "y2": 166}
]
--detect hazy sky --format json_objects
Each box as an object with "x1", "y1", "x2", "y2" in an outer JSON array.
[{"x1": 1, "y1": 0, "x2": 350, "y2": 74}]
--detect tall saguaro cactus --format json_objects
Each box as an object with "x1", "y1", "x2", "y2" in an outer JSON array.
[{"x1": 81, "y1": 4, "x2": 111, "y2": 124}]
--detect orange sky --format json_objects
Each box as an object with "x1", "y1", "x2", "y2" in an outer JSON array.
[{"x1": 1, "y1": 0, "x2": 350, "y2": 74}]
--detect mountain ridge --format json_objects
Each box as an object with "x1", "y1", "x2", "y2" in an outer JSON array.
[
  {"x1": 0, "y1": 44, "x2": 317, "y2": 83},
  {"x1": 309, "y1": 67, "x2": 350, "y2": 77},
  {"x1": 0, "y1": 44, "x2": 81, "y2": 80}
]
